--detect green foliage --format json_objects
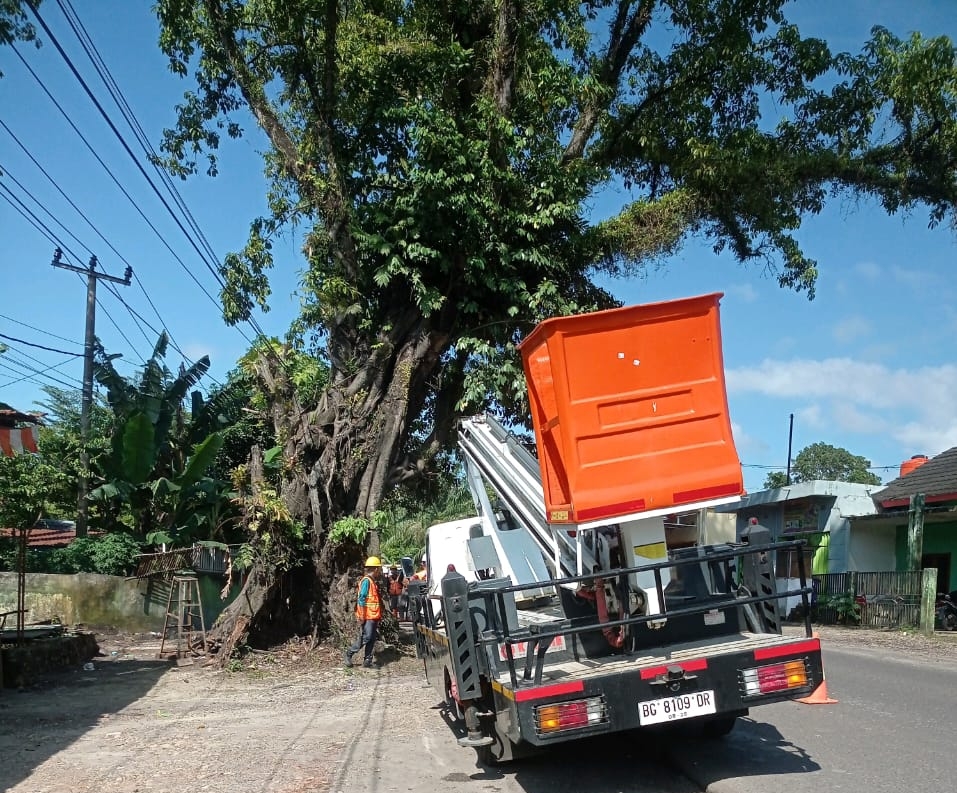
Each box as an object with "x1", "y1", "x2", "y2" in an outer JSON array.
[
  {"x1": 763, "y1": 471, "x2": 790, "y2": 489},
  {"x1": 155, "y1": 0, "x2": 957, "y2": 442},
  {"x1": 329, "y1": 512, "x2": 384, "y2": 547},
  {"x1": 154, "y1": 0, "x2": 957, "y2": 619},
  {"x1": 50, "y1": 533, "x2": 142, "y2": 576},
  {"x1": 378, "y1": 524, "x2": 422, "y2": 568},
  {"x1": 239, "y1": 480, "x2": 307, "y2": 573},
  {"x1": 0, "y1": 0, "x2": 37, "y2": 56},
  {"x1": 763, "y1": 442, "x2": 882, "y2": 487},
  {"x1": 377, "y1": 480, "x2": 474, "y2": 563},
  {"x1": 0, "y1": 452, "x2": 69, "y2": 530},
  {"x1": 790, "y1": 443, "x2": 882, "y2": 485},
  {"x1": 33, "y1": 386, "x2": 113, "y2": 520},
  {"x1": 91, "y1": 332, "x2": 240, "y2": 544},
  {"x1": 817, "y1": 591, "x2": 861, "y2": 625},
  {"x1": 0, "y1": 532, "x2": 142, "y2": 576},
  {"x1": 328, "y1": 517, "x2": 369, "y2": 546}
]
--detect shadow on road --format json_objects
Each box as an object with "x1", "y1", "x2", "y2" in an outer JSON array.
[
  {"x1": 432, "y1": 707, "x2": 818, "y2": 793},
  {"x1": 668, "y1": 717, "x2": 819, "y2": 790},
  {"x1": 0, "y1": 650, "x2": 171, "y2": 791}
]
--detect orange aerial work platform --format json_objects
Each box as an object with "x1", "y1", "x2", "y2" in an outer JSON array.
[{"x1": 519, "y1": 292, "x2": 743, "y2": 525}]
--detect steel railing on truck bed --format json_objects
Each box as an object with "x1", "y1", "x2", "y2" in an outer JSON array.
[{"x1": 424, "y1": 538, "x2": 814, "y2": 691}]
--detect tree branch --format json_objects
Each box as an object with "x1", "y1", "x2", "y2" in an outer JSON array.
[
  {"x1": 563, "y1": 0, "x2": 655, "y2": 162},
  {"x1": 203, "y1": 0, "x2": 304, "y2": 185}
]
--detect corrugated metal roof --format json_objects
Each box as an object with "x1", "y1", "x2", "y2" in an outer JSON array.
[
  {"x1": 0, "y1": 526, "x2": 84, "y2": 547},
  {"x1": 873, "y1": 447, "x2": 957, "y2": 503},
  {"x1": 131, "y1": 548, "x2": 195, "y2": 578}
]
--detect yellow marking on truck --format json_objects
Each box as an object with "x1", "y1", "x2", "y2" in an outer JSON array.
[
  {"x1": 418, "y1": 624, "x2": 449, "y2": 645},
  {"x1": 633, "y1": 541, "x2": 667, "y2": 559},
  {"x1": 491, "y1": 680, "x2": 516, "y2": 701}
]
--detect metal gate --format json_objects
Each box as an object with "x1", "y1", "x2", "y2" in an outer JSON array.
[{"x1": 814, "y1": 571, "x2": 923, "y2": 629}]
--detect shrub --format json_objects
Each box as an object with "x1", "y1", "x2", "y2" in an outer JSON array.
[{"x1": 0, "y1": 532, "x2": 142, "y2": 576}]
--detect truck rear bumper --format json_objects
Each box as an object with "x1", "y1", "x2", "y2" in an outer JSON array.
[{"x1": 490, "y1": 634, "x2": 822, "y2": 747}]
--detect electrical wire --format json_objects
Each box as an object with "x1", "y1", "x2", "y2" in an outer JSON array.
[
  {"x1": 0, "y1": 332, "x2": 82, "y2": 357},
  {"x1": 26, "y1": 3, "x2": 289, "y2": 371},
  {"x1": 0, "y1": 178, "x2": 150, "y2": 365},
  {"x1": 1, "y1": 121, "x2": 212, "y2": 376},
  {"x1": 0, "y1": 350, "x2": 82, "y2": 390},
  {"x1": 57, "y1": 0, "x2": 222, "y2": 267},
  {"x1": 17, "y1": 4, "x2": 290, "y2": 386},
  {"x1": 1, "y1": 176, "x2": 150, "y2": 365},
  {"x1": 0, "y1": 119, "x2": 193, "y2": 365},
  {"x1": 8, "y1": 43, "x2": 234, "y2": 321},
  {"x1": 0, "y1": 354, "x2": 80, "y2": 390},
  {"x1": 0, "y1": 312, "x2": 81, "y2": 347}
]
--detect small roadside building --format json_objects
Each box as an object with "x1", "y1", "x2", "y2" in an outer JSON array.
[
  {"x1": 0, "y1": 404, "x2": 42, "y2": 457},
  {"x1": 848, "y1": 450, "x2": 957, "y2": 594},
  {"x1": 718, "y1": 480, "x2": 880, "y2": 576}
]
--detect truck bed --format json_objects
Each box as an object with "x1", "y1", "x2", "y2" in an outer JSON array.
[{"x1": 493, "y1": 630, "x2": 808, "y2": 687}]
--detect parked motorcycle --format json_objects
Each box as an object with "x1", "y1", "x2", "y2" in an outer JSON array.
[{"x1": 935, "y1": 591, "x2": 957, "y2": 631}]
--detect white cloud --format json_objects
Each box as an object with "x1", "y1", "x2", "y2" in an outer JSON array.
[
  {"x1": 796, "y1": 403, "x2": 824, "y2": 429},
  {"x1": 725, "y1": 283, "x2": 759, "y2": 303},
  {"x1": 731, "y1": 419, "x2": 766, "y2": 456},
  {"x1": 832, "y1": 315, "x2": 872, "y2": 344},
  {"x1": 727, "y1": 358, "x2": 957, "y2": 456},
  {"x1": 182, "y1": 343, "x2": 216, "y2": 363},
  {"x1": 854, "y1": 261, "x2": 882, "y2": 280},
  {"x1": 891, "y1": 265, "x2": 935, "y2": 292}
]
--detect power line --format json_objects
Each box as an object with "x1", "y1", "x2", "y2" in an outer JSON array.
[
  {"x1": 1, "y1": 159, "x2": 98, "y2": 260},
  {"x1": 0, "y1": 332, "x2": 82, "y2": 357},
  {"x1": 0, "y1": 176, "x2": 150, "y2": 366},
  {"x1": 0, "y1": 350, "x2": 81, "y2": 391},
  {"x1": 0, "y1": 354, "x2": 80, "y2": 391},
  {"x1": 25, "y1": 3, "x2": 285, "y2": 370},
  {"x1": 1, "y1": 121, "x2": 204, "y2": 373},
  {"x1": 0, "y1": 117, "x2": 134, "y2": 268},
  {"x1": 1, "y1": 339, "x2": 84, "y2": 385},
  {"x1": 57, "y1": 0, "x2": 222, "y2": 267},
  {"x1": 16, "y1": 5, "x2": 283, "y2": 383},
  {"x1": 0, "y1": 311, "x2": 82, "y2": 347},
  {"x1": 8, "y1": 42, "x2": 232, "y2": 319}
]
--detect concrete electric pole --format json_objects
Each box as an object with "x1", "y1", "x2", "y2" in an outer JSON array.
[{"x1": 52, "y1": 249, "x2": 132, "y2": 537}]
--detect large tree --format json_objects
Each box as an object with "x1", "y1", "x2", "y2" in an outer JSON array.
[
  {"x1": 764, "y1": 442, "x2": 882, "y2": 487},
  {"x1": 156, "y1": 0, "x2": 957, "y2": 652}
]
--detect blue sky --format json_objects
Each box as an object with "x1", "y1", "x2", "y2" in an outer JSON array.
[{"x1": 1, "y1": 1, "x2": 955, "y2": 493}]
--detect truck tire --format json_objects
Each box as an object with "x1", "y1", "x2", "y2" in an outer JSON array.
[{"x1": 699, "y1": 716, "x2": 737, "y2": 738}]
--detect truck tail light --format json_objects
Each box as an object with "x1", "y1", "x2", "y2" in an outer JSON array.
[
  {"x1": 534, "y1": 697, "x2": 607, "y2": 736},
  {"x1": 741, "y1": 659, "x2": 809, "y2": 697}
]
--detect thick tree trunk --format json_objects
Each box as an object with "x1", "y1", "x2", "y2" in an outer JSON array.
[{"x1": 208, "y1": 321, "x2": 448, "y2": 660}]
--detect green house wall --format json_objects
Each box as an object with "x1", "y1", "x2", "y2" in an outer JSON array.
[{"x1": 894, "y1": 520, "x2": 957, "y2": 590}]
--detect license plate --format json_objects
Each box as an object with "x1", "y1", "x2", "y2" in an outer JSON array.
[{"x1": 638, "y1": 689, "x2": 716, "y2": 726}]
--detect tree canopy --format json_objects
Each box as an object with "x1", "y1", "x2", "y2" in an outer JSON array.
[
  {"x1": 763, "y1": 442, "x2": 882, "y2": 488},
  {"x1": 153, "y1": 0, "x2": 957, "y2": 650}
]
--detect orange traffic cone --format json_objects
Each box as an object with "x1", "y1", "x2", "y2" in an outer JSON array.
[{"x1": 797, "y1": 631, "x2": 837, "y2": 705}]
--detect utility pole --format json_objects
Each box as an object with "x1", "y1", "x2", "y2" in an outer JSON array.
[
  {"x1": 785, "y1": 412, "x2": 794, "y2": 485},
  {"x1": 52, "y1": 249, "x2": 132, "y2": 537}
]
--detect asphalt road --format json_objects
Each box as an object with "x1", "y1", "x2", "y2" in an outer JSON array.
[
  {"x1": 669, "y1": 640, "x2": 957, "y2": 793},
  {"x1": 365, "y1": 635, "x2": 957, "y2": 793}
]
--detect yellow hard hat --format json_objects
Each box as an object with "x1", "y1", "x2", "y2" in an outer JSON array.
[{"x1": 365, "y1": 556, "x2": 382, "y2": 568}]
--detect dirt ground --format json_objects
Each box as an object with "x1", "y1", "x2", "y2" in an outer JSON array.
[
  {"x1": 0, "y1": 629, "x2": 427, "y2": 793},
  {"x1": 1, "y1": 624, "x2": 954, "y2": 793}
]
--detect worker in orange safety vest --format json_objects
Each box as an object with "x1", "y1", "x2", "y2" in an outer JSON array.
[
  {"x1": 345, "y1": 556, "x2": 383, "y2": 669},
  {"x1": 411, "y1": 556, "x2": 428, "y2": 582}
]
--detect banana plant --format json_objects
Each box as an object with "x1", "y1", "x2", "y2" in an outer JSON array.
[{"x1": 89, "y1": 332, "x2": 239, "y2": 543}]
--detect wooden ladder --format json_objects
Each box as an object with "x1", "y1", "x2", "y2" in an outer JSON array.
[{"x1": 158, "y1": 572, "x2": 207, "y2": 659}]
